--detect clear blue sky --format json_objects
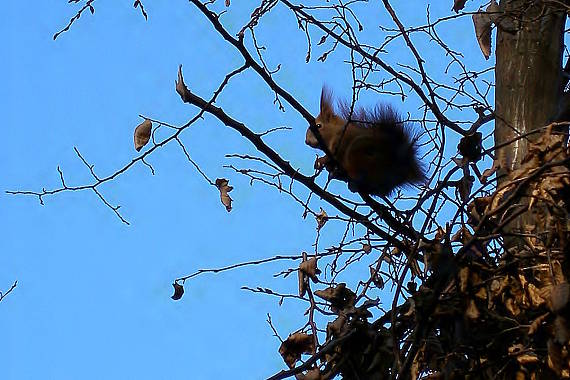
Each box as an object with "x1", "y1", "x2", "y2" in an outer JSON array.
[{"x1": 1, "y1": 2, "x2": 488, "y2": 379}]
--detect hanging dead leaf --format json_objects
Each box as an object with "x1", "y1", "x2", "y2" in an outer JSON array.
[
  {"x1": 370, "y1": 267, "x2": 384, "y2": 289},
  {"x1": 326, "y1": 315, "x2": 347, "y2": 339},
  {"x1": 472, "y1": 11, "x2": 492, "y2": 59},
  {"x1": 175, "y1": 65, "x2": 192, "y2": 103},
  {"x1": 362, "y1": 243, "x2": 372, "y2": 254},
  {"x1": 215, "y1": 178, "x2": 233, "y2": 212},
  {"x1": 486, "y1": 0, "x2": 500, "y2": 23},
  {"x1": 316, "y1": 208, "x2": 328, "y2": 231},
  {"x1": 279, "y1": 332, "x2": 315, "y2": 368},
  {"x1": 314, "y1": 283, "x2": 356, "y2": 312},
  {"x1": 299, "y1": 257, "x2": 321, "y2": 282},
  {"x1": 134, "y1": 119, "x2": 152, "y2": 151},
  {"x1": 452, "y1": 0, "x2": 467, "y2": 13},
  {"x1": 171, "y1": 282, "x2": 184, "y2": 300}
]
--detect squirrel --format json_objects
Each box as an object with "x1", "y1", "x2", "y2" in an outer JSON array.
[{"x1": 305, "y1": 87, "x2": 426, "y2": 196}]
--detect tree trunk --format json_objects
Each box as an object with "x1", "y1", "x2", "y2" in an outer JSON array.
[{"x1": 494, "y1": 0, "x2": 566, "y2": 245}]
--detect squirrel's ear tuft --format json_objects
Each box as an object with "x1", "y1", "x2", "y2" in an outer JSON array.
[{"x1": 320, "y1": 86, "x2": 335, "y2": 121}]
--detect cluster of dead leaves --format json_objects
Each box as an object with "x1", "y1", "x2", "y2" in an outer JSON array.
[{"x1": 407, "y1": 126, "x2": 570, "y2": 379}]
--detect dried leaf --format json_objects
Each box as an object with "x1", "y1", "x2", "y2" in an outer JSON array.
[
  {"x1": 362, "y1": 243, "x2": 372, "y2": 254},
  {"x1": 527, "y1": 283, "x2": 545, "y2": 307},
  {"x1": 279, "y1": 332, "x2": 315, "y2": 368},
  {"x1": 171, "y1": 282, "x2": 184, "y2": 300},
  {"x1": 486, "y1": 0, "x2": 500, "y2": 24},
  {"x1": 370, "y1": 267, "x2": 384, "y2": 289},
  {"x1": 134, "y1": 119, "x2": 152, "y2": 151},
  {"x1": 175, "y1": 65, "x2": 192, "y2": 103},
  {"x1": 316, "y1": 208, "x2": 328, "y2": 231},
  {"x1": 472, "y1": 11, "x2": 492, "y2": 59},
  {"x1": 528, "y1": 313, "x2": 549, "y2": 335},
  {"x1": 215, "y1": 178, "x2": 233, "y2": 212},
  {"x1": 517, "y1": 354, "x2": 539, "y2": 365},
  {"x1": 314, "y1": 283, "x2": 356, "y2": 312},
  {"x1": 299, "y1": 257, "x2": 321, "y2": 283},
  {"x1": 326, "y1": 315, "x2": 347, "y2": 339}
]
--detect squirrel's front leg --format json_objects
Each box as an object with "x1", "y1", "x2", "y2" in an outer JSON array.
[{"x1": 314, "y1": 155, "x2": 330, "y2": 170}]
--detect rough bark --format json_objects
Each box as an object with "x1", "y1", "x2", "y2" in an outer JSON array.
[{"x1": 494, "y1": 0, "x2": 566, "y2": 245}]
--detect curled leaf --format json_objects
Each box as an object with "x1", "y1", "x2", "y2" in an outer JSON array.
[
  {"x1": 316, "y1": 208, "x2": 328, "y2": 231},
  {"x1": 134, "y1": 119, "x2": 152, "y2": 151},
  {"x1": 314, "y1": 283, "x2": 356, "y2": 312},
  {"x1": 215, "y1": 178, "x2": 233, "y2": 212},
  {"x1": 175, "y1": 65, "x2": 192, "y2": 103},
  {"x1": 370, "y1": 267, "x2": 384, "y2": 289},
  {"x1": 279, "y1": 332, "x2": 315, "y2": 368},
  {"x1": 472, "y1": 11, "x2": 492, "y2": 59},
  {"x1": 171, "y1": 282, "x2": 184, "y2": 300},
  {"x1": 486, "y1": 0, "x2": 500, "y2": 23},
  {"x1": 299, "y1": 257, "x2": 321, "y2": 282}
]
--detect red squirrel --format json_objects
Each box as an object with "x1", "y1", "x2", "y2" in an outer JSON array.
[{"x1": 305, "y1": 88, "x2": 426, "y2": 196}]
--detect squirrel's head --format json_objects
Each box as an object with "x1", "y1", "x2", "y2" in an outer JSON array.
[{"x1": 305, "y1": 87, "x2": 346, "y2": 150}]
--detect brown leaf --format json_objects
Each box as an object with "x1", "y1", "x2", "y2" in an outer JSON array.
[
  {"x1": 314, "y1": 283, "x2": 356, "y2": 312},
  {"x1": 527, "y1": 283, "x2": 545, "y2": 307},
  {"x1": 517, "y1": 354, "x2": 539, "y2": 365},
  {"x1": 486, "y1": 0, "x2": 500, "y2": 23},
  {"x1": 370, "y1": 267, "x2": 384, "y2": 289},
  {"x1": 171, "y1": 282, "x2": 184, "y2": 300},
  {"x1": 316, "y1": 208, "x2": 328, "y2": 231},
  {"x1": 225, "y1": 0, "x2": 230, "y2": 6},
  {"x1": 279, "y1": 332, "x2": 315, "y2": 368},
  {"x1": 299, "y1": 257, "x2": 321, "y2": 283},
  {"x1": 452, "y1": 0, "x2": 467, "y2": 13},
  {"x1": 528, "y1": 313, "x2": 549, "y2": 335},
  {"x1": 472, "y1": 11, "x2": 492, "y2": 59},
  {"x1": 326, "y1": 315, "x2": 347, "y2": 339},
  {"x1": 175, "y1": 65, "x2": 192, "y2": 103},
  {"x1": 134, "y1": 119, "x2": 152, "y2": 151},
  {"x1": 215, "y1": 178, "x2": 233, "y2": 212}
]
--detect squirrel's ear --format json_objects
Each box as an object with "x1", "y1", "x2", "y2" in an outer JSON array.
[{"x1": 320, "y1": 86, "x2": 335, "y2": 121}]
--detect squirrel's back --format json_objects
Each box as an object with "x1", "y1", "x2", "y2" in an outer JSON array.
[{"x1": 306, "y1": 88, "x2": 426, "y2": 196}]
